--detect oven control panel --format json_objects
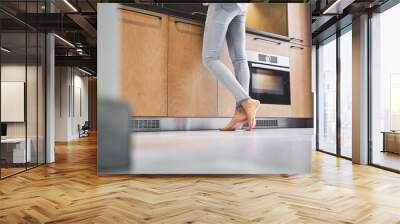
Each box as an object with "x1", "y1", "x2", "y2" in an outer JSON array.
[
  {"x1": 258, "y1": 54, "x2": 277, "y2": 64},
  {"x1": 247, "y1": 50, "x2": 290, "y2": 68}
]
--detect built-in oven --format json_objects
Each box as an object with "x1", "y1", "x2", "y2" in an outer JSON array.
[{"x1": 247, "y1": 50, "x2": 291, "y2": 105}]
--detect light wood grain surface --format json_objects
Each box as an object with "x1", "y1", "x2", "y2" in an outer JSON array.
[
  {"x1": 287, "y1": 3, "x2": 311, "y2": 46},
  {"x1": 167, "y1": 18, "x2": 218, "y2": 117},
  {"x1": 246, "y1": 3, "x2": 288, "y2": 37},
  {"x1": 120, "y1": 9, "x2": 168, "y2": 116},
  {"x1": 289, "y1": 44, "x2": 313, "y2": 118}
]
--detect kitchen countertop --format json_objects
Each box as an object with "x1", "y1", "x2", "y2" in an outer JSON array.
[
  {"x1": 127, "y1": 129, "x2": 313, "y2": 174},
  {"x1": 121, "y1": 3, "x2": 290, "y2": 42}
]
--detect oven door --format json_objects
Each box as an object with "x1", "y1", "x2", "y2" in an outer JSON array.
[{"x1": 249, "y1": 62, "x2": 291, "y2": 105}]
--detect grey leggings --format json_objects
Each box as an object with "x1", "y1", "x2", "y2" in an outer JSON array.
[{"x1": 202, "y1": 3, "x2": 250, "y2": 107}]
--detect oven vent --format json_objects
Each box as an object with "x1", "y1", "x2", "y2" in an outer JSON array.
[
  {"x1": 256, "y1": 119, "x2": 278, "y2": 127},
  {"x1": 243, "y1": 119, "x2": 279, "y2": 128},
  {"x1": 133, "y1": 119, "x2": 160, "y2": 131}
]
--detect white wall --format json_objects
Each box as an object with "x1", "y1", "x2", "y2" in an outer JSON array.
[
  {"x1": 1, "y1": 63, "x2": 47, "y2": 163},
  {"x1": 1, "y1": 82, "x2": 25, "y2": 122},
  {"x1": 1, "y1": 65, "x2": 35, "y2": 137},
  {"x1": 71, "y1": 73, "x2": 89, "y2": 138},
  {"x1": 55, "y1": 66, "x2": 70, "y2": 141},
  {"x1": 98, "y1": 3, "x2": 120, "y2": 100},
  {"x1": 55, "y1": 67, "x2": 89, "y2": 141}
]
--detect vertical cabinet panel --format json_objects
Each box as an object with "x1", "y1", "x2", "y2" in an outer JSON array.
[
  {"x1": 287, "y1": 4, "x2": 311, "y2": 46},
  {"x1": 120, "y1": 9, "x2": 168, "y2": 116},
  {"x1": 167, "y1": 18, "x2": 218, "y2": 117},
  {"x1": 289, "y1": 44, "x2": 313, "y2": 117}
]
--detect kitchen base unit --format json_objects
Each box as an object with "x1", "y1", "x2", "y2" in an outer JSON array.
[{"x1": 113, "y1": 129, "x2": 313, "y2": 174}]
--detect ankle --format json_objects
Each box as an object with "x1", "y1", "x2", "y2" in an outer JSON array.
[
  {"x1": 235, "y1": 106, "x2": 244, "y2": 113},
  {"x1": 240, "y1": 98, "x2": 253, "y2": 108}
]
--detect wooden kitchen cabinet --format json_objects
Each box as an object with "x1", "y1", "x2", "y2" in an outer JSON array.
[
  {"x1": 288, "y1": 43, "x2": 313, "y2": 118},
  {"x1": 287, "y1": 4, "x2": 311, "y2": 46},
  {"x1": 118, "y1": 6, "x2": 313, "y2": 119},
  {"x1": 246, "y1": 3, "x2": 288, "y2": 37},
  {"x1": 119, "y1": 8, "x2": 168, "y2": 116},
  {"x1": 167, "y1": 17, "x2": 218, "y2": 117}
]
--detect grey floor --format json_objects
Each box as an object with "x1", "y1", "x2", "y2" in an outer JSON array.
[{"x1": 129, "y1": 129, "x2": 313, "y2": 174}]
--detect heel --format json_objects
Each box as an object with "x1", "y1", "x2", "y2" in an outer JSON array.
[
  {"x1": 234, "y1": 122, "x2": 244, "y2": 130},
  {"x1": 219, "y1": 121, "x2": 244, "y2": 131}
]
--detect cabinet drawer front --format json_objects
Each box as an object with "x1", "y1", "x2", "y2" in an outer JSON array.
[{"x1": 246, "y1": 34, "x2": 289, "y2": 56}]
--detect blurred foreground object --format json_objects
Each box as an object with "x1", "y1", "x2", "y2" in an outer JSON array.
[{"x1": 98, "y1": 99, "x2": 132, "y2": 173}]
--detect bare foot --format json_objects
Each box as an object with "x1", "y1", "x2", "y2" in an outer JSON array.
[
  {"x1": 241, "y1": 98, "x2": 260, "y2": 131},
  {"x1": 219, "y1": 107, "x2": 247, "y2": 131}
]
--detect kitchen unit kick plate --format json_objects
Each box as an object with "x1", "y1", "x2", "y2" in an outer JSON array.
[{"x1": 132, "y1": 117, "x2": 312, "y2": 131}]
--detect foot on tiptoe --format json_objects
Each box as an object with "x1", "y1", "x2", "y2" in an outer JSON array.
[
  {"x1": 219, "y1": 107, "x2": 247, "y2": 131},
  {"x1": 241, "y1": 98, "x2": 260, "y2": 131}
]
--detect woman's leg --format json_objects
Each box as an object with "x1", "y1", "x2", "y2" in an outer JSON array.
[
  {"x1": 226, "y1": 14, "x2": 250, "y2": 107},
  {"x1": 219, "y1": 13, "x2": 256, "y2": 131},
  {"x1": 202, "y1": 4, "x2": 250, "y2": 106},
  {"x1": 225, "y1": 13, "x2": 260, "y2": 131}
]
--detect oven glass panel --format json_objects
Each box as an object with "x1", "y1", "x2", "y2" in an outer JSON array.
[
  {"x1": 249, "y1": 65, "x2": 291, "y2": 105},
  {"x1": 252, "y1": 70, "x2": 285, "y2": 95}
]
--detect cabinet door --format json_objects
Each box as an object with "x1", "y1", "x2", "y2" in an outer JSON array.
[
  {"x1": 246, "y1": 3, "x2": 288, "y2": 36},
  {"x1": 120, "y1": 9, "x2": 168, "y2": 116},
  {"x1": 167, "y1": 17, "x2": 218, "y2": 117},
  {"x1": 289, "y1": 44, "x2": 313, "y2": 118},
  {"x1": 287, "y1": 4, "x2": 311, "y2": 46}
]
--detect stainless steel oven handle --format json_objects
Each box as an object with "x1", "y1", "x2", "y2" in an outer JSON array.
[
  {"x1": 250, "y1": 63, "x2": 290, "y2": 72},
  {"x1": 192, "y1": 12, "x2": 206, "y2": 16},
  {"x1": 253, "y1": 37, "x2": 282, "y2": 45}
]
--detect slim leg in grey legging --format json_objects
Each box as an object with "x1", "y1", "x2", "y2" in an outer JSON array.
[{"x1": 202, "y1": 3, "x2": 250, "y2": 107}]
